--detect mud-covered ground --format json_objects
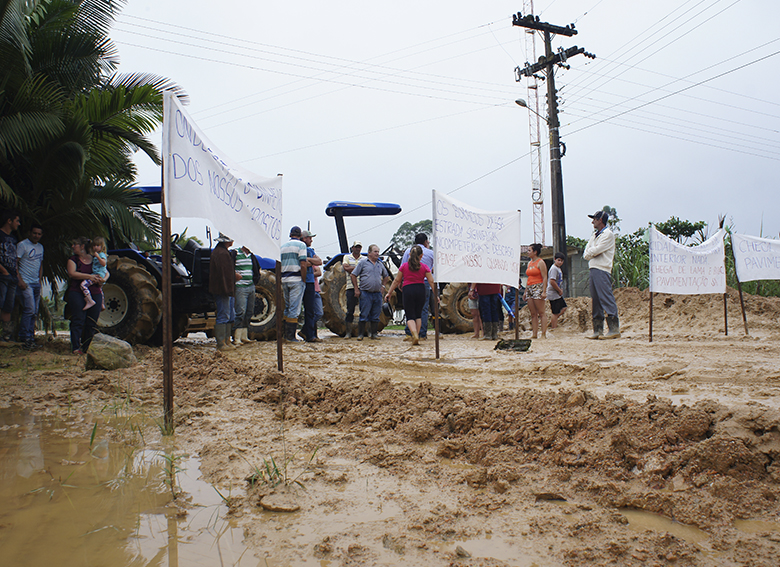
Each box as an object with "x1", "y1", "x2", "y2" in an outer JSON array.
[{"x1": 4, "y1": 287, "x2": 780, "y2": 566}]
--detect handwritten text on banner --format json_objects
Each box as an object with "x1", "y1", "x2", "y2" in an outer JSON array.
[
  {"x1": 731, "y1": 234, "x2": 780, "y2": 283},
  {"x1": 432, "y1": 190, "x2": 521, "y2": 288},
  {"x1": 649, "y1": 226, "x2": 726, "y2": 295},
  {"x1": 162, "y1": 91, "x2": 282, "y2": 259}
]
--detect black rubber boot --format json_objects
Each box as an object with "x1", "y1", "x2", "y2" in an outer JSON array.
[
  {"x1": 344, "y1": 323, "x2": 352, "y2": 339},
  {"x1": 588, "y1": 317, "x2": 604, "y2": 339},
  {"x1": 600, "y1": 315, "x2": 621, "y2": 339},
  {"x1": 286, "y1": 321, "x2": 299, "y2": 342},
  {"x1": 357, "y1": 321, "x2": 365, "y2": 341},
  {"x1": 369, "y1": 321, "x2": 379, "y2": 339}
]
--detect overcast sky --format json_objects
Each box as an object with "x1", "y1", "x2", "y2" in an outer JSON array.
[{"x1": 113, "y1": 0, "x2": 780, "y2": 258}]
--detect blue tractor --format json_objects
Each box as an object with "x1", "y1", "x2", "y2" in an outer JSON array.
[{"x1": 98, "y1": 187, "x2": 278, "y2": 344}]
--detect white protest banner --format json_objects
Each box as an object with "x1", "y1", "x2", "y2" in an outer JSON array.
[
  {"x1": 731, "y1": 234, "x2": 780, "y2": 283},
  {"x1": 432, "y1": 190, "x2": 521, "y2": 288},
  {"x1": 649, "y1": 226, "x2": 726, "y2": 295},
  {"x1": 162, "y1": 91, "x2": 282, "y2": 259}
]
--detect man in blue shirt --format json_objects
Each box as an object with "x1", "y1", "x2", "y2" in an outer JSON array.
[
  {"x1": 16, "y1": 223, "x2": 44, "y2": 350},
  {"x1": 300, "y1": 230, "x2": 322, "y2": 342},
  {"x1": 350, "y1": 244, "x2": 390, "y2": 340}
]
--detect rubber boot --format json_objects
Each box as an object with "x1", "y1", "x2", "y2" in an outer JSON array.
[
  {"x1": 492, "y1": 321, "x2": 499, "y2": 340},
  {"x1": 482, "y1": 321, "x2": 494, "y2": 340},
  {"x1": 286, "y1": 320, "x2": 299, "y2": 342},
  {"x1": 369, "y1": 321, "x2": 379, "y2": 339},
  {"x1": 600, "y1": 315, "x2": 621, "y2": 340},
  {"x1": 357, "y1": 321, "x2": 365, "y2": 341},
  {"x1": 235, "y1": 328, "x2": 248, "y2": 345},
  {"x1": 216, "y1": 324, "x2": 234, "y2": 351},
  {"x1": 344, "y1": 323, "x2": 352, "y2": 339},
  {"x1": 588, "y1": 317, "x2": 604, "y2": 339}
]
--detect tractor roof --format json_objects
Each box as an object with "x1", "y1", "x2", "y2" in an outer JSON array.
[{"x1": 325, "y1": 202, "x2": 401, "y2": 217}]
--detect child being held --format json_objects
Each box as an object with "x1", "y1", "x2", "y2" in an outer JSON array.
[{"x1": 80, "y1": 237, "x2": 109, "y2": 310}]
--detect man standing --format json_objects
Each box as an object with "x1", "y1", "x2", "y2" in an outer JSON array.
[
  {"x1": 350, "y1": 244, "x2": 390, "y2": 340},
  {"x1": 280, "y1": 226, "x2": 308, "y2": 342},
  {"x1": 300, "y1": 229, "x2": 323, "y2": 342},
  {"x1": 402, "y1": 233, "x2": 434, "y2": 339},
  {"x1": 0, "y1": 210, "x2": 21, "y2": 342},
  {"x1": 231, "y1": 244, "x2": 255, "y2": 346},
  {"x1": 16, "y1": 223, "x2": 44, "y2": 350},
  {"x1": 209, "y1": 233, "x2": 239, "y2": 351},
  {"x1": 341, "y1": 240, "x2": 362, "y2": 338},
  {"x1": 583, "y1": 210, "x2": 620, "y2": 339}
]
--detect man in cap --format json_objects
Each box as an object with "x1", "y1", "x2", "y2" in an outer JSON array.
[
  {"x1": 583, "y1": 209, "x2": 620, "y2": 339},
  {"x1": 300, "y1": 229, "x2": 323, "y2": 342},
  {"x1": 280, "y1": 226, "x2": 309, "y2": 341},
  {"x1": 209, "y1": 232, "x2": 240, "y2": 351},
  {"x1": 341, "y1": 240, "x2": 363, "y2": 338}
]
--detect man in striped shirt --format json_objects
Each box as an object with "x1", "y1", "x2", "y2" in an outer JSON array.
[
  {"x1": 280, "y1": 226, "x2": 308, "y2": 341},
  {"x1": 232, "y1": 244, "x2": 255, "y2": 346}
]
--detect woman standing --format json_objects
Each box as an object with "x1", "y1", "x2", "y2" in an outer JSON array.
[
  {"x1": 385, "y1": 245, "x2": 437, "y2": 345},
  {"x1": 523, "y1": 243, "x2": 548, "y2": 339},
  {"x1": 67, "y1": 237, "x2": 103, "y2": 354}
]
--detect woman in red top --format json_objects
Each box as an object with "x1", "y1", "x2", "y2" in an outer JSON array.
[
  {"x1": 523, "y1": 243, "x2": 548, "y2": 338},
  {"x1": 66, "y1": 237, "x2": 105, "y2": 354},
  {"x1": 385, "y1": 245, "x2": 436, "y2": 345}
]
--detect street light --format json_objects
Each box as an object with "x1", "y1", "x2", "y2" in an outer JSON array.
[{"x1": 515, "y1": 98, "x2": 547, "y2": 123}]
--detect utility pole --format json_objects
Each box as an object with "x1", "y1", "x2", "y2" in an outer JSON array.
[{"x1": 513, "y1": 12, "x2": 595, "y2": 296}]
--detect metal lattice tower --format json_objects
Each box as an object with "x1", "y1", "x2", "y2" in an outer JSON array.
[{"x1": 523, "y1": 0, "x2": 545, "y2": 245}]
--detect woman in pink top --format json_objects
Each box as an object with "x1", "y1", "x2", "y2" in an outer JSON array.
[{"x1": 385, "y1": 245, "x2": 437, "y2": 345}]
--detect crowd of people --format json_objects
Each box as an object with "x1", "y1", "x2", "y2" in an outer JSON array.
[{"x1": 0, "y1": 207, "x2": 621, "y2": 354}]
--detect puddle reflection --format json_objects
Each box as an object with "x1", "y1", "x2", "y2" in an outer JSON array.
[{"x1": 0, "y1": 407, "x2": 256, "y2": 566}]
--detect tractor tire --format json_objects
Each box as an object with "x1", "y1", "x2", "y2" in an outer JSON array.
[
  {"x1": 438, "y1": 282, "x2": 473, "y2": 334},
  {"x1": 147, "y1": 312, "x2": 190, "y2": 346},
  {"x1": 98, "y1": 256, "x2": 163, "y2": 344},
  {"x1": 321, "y1": 262, "x2": 394, "y2": 336},
  {"x1": 248, "y1": 270, "x2": 280, "y2": 341}
]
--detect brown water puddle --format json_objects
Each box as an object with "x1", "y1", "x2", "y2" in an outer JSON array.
[{"x1": 0, "y1": 407, "x2": 253, "y2": 566}]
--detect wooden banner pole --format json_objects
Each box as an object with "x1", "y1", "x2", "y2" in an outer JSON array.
[{"x1": 276, "y1": 261, "x2": 283, "y2": 372}]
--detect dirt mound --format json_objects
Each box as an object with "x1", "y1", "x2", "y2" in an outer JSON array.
[{"x1": 560, "y1": 287, "x2": 780, "y2": 337}]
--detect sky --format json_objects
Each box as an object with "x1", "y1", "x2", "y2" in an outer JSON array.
[{"x1": 112, "y1": 0, "x2": 780, "y2": 259}]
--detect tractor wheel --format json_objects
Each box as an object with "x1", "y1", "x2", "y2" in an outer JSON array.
[
  {"x1": 321, "y1": 262, "x2": 394, "y2": 336},
  {"x1": 147, "y1": 312, "x2": 190, "y2": 346},
  {"x1": 98, "y1": 256, "x2": 163, "y2": 344},
  {"x1": 248, "y1": 270, "x2": 280, "y2": 341},
  {"x1": 438, "y1": 282, "x2": 473, "y2": 334}
]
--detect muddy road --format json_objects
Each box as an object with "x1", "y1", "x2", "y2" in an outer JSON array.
[{"x1": 3, "y1": 287, "x2": 780, "y2": 566}]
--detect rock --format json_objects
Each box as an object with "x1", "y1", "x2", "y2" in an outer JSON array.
[
  {"x1": 455, "y1": 545, "x2": 471, "y2": 558},
  {"x1": 85, "y1": 333, "x2": 137, "y2": 370},
  {"x1": 259, "y1": 493, "x2": 300, "y2": 512}
]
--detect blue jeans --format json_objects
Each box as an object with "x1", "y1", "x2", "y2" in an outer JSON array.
[
  {"x1": 358, "y1": 291, "x2": 382, "y2": 322},
  {"x1": 282, "y1": 280, "x2": 305, "y2": 321},
  {"x1": 233, "y1": 285, "x2": 255, "y2": 329},
  {"x1": 302, "y1": 281, "x2": 317, "y2": 340},
  {"x1": 479, "y1": 294, "x2": 502, "y2": 323},
  {"x1": 17, "y1": 282, "x2": 41, "y2": 341},
  {"x1": 68, "y1": 288, "x2": 102, "y2": 352},
  {"x1": 215, "y1": 295, "x2": 235, "y2": 324},
  {"x1": 314, "y1": 292, "x2": 323, "y2": 321},
  {"x1": 0, "y1": 274, "x2": 16, "y2": 315}
]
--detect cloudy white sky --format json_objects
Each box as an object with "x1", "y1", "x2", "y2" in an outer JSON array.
[{"x1": 113, "y1": 0, "x2": 780, "y2": 258}]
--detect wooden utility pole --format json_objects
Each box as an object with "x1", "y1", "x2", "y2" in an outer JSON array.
[{"x1": 513, "y1": 13, "x2": 594, "y2": 296}]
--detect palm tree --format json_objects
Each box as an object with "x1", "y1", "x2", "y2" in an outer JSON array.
[{"x1": 0, "y1": 0, "x2": 187, "y2": 283}]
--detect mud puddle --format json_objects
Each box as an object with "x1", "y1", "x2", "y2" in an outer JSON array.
[{"x1": 0, "y1": 407, "x2": 253, "y2": 566}]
